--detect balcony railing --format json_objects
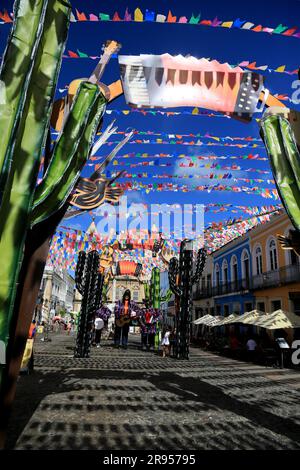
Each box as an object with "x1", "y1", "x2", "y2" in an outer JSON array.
[{"x1": 193, "y1": 263, "x2": 300, "y2": 299}]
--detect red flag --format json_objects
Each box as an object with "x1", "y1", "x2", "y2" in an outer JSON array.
[
  {"x1": 68, "y1": 50, "x2": 79, "y2": 58},
  {"x1": 167, "y1": 11, "x2": 176, "y2": 23},
  {"x1": 0, "y1": 10, "x2": 13, "y2": 22},
  {"x1": 76, "y1": 9, "x2": 87, "y2": 21}
]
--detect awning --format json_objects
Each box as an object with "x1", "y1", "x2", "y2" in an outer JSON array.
[
  {"x1": 228, "y1": 309, "x2": 266, "y2": 325},
  {"x1": 205, "y1": 315, "x2": 223, "y2": 326},
  {"x1": 193, "y1": 314, "x2": 214, "y2": 325},
  {"x1": 212, "y1": 314, "x2": 240, "y2": 326},
  {"x1": 253, "y1": 309, "x2": 300, "y2": 329}
]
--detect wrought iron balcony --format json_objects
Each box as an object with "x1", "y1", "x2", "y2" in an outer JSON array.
[{"x1": 193, "y1": 263, "x2": 300, "y2": 299}]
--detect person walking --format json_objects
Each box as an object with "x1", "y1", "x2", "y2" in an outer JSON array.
[
  {"x1": 94, "y1": 317, "x2": 104, "y2": 348},
  {"x1": 162, "y1": 327, "x2": 171, "y2": 357},
  {"x1": 67, "y1": 321, "x2": 72, "y2": 336}
]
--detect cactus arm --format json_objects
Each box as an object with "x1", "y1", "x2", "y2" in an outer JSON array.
[
  {"x1": 191, "y1": 248, "x2": 207, "y2": 285},
  {"x1": 75, "y1": 251, "x2": 86, "y2": 295},
  {"x1": 0, "y1": 0, "x2": 52, "y2": 199},
  {"x1": 0, "y1": 0, "x2": 70, "y2": 349},
  {"x1": 160, "y1": 288, "x2": 173, "y2": 303},
  {"x1": 152, "y1": 268, "x2": 161, "y2": 309},
  {"x1": 168, "y1": 257, "x2": 182, "y2": 297},
  {"x1": 280, "y1": 118, "x2": 300, "y2": 192},
  {"x1": 32, "y1": 82, "x2": 102, "y2": 210},
  {"x1": 144, "y1": 283, "x2": 151, "y2": 305},
  {"x1": 30, "y1": 89, "x2": 107, "y2": 226},
  {"x1": 260, "y1": 115, "x2": 300, "y2": 231}
]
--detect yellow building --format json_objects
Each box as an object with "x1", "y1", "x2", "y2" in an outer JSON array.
[{"x1": 249, "y1": 211, "x2": 300, "y2": 315}]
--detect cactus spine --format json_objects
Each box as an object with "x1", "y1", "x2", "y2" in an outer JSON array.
[{"x1": 168, "y1": 240, "x2": 206, "y2": 360}]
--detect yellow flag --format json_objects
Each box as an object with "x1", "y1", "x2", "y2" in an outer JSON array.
[
  {"x1": 134, "y1": 8, "x2": 143, "y2": 21},
  {"x1": 222, "y1": 21, "x2": 233, "y2": 28},
  {"x1": 192, "y1": 107, "x2": 199, "y2": 115},
  {"x1": 275, "y1": 65, "x2": 286, "y2": 72}
]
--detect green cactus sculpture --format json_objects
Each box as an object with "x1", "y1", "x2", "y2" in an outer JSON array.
[
  {"x1": 75, "y1": 251, "x2": 104, "y2": 358},
  {"x1": 0, "y1": 1, "x2": 109, "y2": 444},
  {"x1": 144, "y1": 267, "x2": 173, "y2": 309},
  {"x1": 260, "y1": 113, "x2": 300, "y2": 231}
]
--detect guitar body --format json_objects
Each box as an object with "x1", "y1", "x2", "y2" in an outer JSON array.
[
  {"x1": 50, "y1": 80, "x2": 123, "y2": 131},
  {"x1": 115, "y1": 316, "x2": 131, "y2": 328},
  {"x1": 50, "y1": 39, "x2": 123, "y2": 132}
]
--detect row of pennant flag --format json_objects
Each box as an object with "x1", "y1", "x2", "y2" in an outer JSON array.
[
  {"x1": 97, "y1": 171, "x2": 274, "y2": 185},
  {"x1": 96, "y1": 138, "x2": 265, "y2": 149},
  {"x1": 92, "y1": 203, "x2": 282, "y2": 217},
  {"x1": 2, "y1": 7, "x2": 300, "y2": 40},
  {"x1": 98, "y1": 161, "x2": 271, "y2": 174},
  {"x1": 95, "y1": 130, "x2": 262, "y2": 142},
  {"x1": 47, "y1": 210, "x2": 278, "y2": 273},
  {"x1": 105, "y1": 181, "x2": 279, "y2": 198},
  {"x1": 63, "y1": 51, "x2": 299, "y2": 79},
  {"x1": 89, "y1": 152, "x2": 269, "y2": 162}
]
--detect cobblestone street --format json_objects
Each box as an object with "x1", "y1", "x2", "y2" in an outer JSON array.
[{"x1": 5, "y1": 332, "x2": 300, "y2": 450}]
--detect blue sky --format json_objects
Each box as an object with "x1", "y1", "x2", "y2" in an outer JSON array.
[{"x1": 1, "y1": 0, "x2": 300, "y2": 237}]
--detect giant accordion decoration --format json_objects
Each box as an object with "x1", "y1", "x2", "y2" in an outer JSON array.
[{"x1": 118, "y1": 54, "x2": 266, "y2": 121}]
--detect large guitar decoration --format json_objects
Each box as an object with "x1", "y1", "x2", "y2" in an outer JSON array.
[{"x1": 51, "y1": 40, "x2": 123, "y2": 132}]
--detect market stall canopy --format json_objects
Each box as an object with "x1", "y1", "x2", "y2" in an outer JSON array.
[
  {"x1": 205, "y1": 315, "x2": 223, "y2": 326},
  {"x1": 212, "y1": 314, "x2": 240, "y2": 326},
  {"x1": 241, "y1": 309, "x2": 269, "y2": 325},
  {"x1": 253, "y1": 309, "x2": 300, "y2": 329},
  {"x1": 228, "y1": 309, "x2": 267, "y2": 325},
  {"x1": 193, "y1": 314, "x2": 213, "y2": 325}
]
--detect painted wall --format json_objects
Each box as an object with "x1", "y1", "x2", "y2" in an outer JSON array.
[{"x1": 213, "y1": 236, "x2": 253, "y2": 284}]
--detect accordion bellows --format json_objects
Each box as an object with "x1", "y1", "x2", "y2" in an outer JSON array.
[{"x1": 118, "y1": 54, "x2": 265, "y2": 120}]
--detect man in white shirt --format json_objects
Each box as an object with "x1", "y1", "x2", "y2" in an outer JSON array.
[
  {"x1": 246, "y1": 338, "x2": 257, "y2": 351},
  {"x1": 94, "y1": 317, "x2": 104, "y2": 348}
]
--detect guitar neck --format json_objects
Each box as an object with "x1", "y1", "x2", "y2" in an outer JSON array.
[{"x1": 89, "y1": 51, "x2": 113, "y2": 84}]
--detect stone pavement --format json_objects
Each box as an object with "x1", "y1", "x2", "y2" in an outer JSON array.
[{"x1": 5, "y1": 332, "x2": 300, "y2": 450}]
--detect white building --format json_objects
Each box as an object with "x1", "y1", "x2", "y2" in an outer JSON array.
[{"x1": 38, "y1": 265, "x2": 75, "y2": 323}]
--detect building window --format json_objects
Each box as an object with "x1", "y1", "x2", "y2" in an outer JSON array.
[
  {"x1": 132, "y1": 290, "x2": 139, "y2": 302},
  {"x1": 224, "y1": 305, "x2": 229, "y2": 317},
  {"x1": 222, "y1": 259, "x2": 228, "y2": 284},
  {"x1": 207, "y1": 274, "x2": 211, "y2": 290},
  {"x1": 289, "y1": 249, "x2": 299, "y2": 266},
  {"x1": 257, "y1": 302, "x2": 265, "y2": 312},
  {"x1": 292, "y1": 299, "x2": 300, "y2": 316},
  {"x1": 255, "y1": 246, "x2": 263, "y2": 275},
  {"x1": 242, "y1": 250, "x2": 250, "y2": 282},
  {"x1": 233, "y1": 302, "x2": 241, "y2": 315},
  {"x1": 269, "y1": 239, "x2": 278, "y2": 271},
  {"x1": 215, "y1": 264, "x2": 220, "y2": 287},
  {"x1": 231, "y1": 255, "x2": 238, "y2": 286},
  {"x1": 245, "y1": 302, "x2": 253, "y2": 313},
  {"x1": 271, "y1": 300, "x2": 281, "y2": 311},
  {"x1": 216, "y1": 305, "x2": 221, "y2": 316}
]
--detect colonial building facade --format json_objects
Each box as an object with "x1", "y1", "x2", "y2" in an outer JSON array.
[
  {"x1": 38, "y1": 265, "x2": 75, "y2": 323},
  {"x1": 193, "y1": 211, "x2": 300, "y2": 327}
]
